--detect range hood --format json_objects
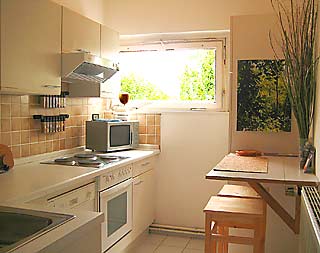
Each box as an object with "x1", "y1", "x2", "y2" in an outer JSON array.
[{"x1": 62, "y1": 52, "x2": 119, "y2": 83}]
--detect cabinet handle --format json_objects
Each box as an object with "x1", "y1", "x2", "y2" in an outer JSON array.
[
  {"x1": 42, "y1": 85, "x2": 60, "y2": 89},
  {"x1": 69, "y1": 197, "x2": 79, "y2": 206},
  {"x1": 134, "y1": 180, "x2": 144, "y2": 186},
  {"x1": 141, "y1": 162, "x2": 150, "y2": 167}
]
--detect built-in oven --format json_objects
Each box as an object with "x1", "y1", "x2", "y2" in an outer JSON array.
[{"x1": 98, "y1": 164, "x2": 133, "y2": 252}]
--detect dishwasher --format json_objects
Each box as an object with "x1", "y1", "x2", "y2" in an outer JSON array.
[{"x1": 46, "y1": 182, "x2": 97, "y2": 211}]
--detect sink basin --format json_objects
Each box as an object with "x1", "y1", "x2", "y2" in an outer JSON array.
[{"x1": 0, "y1": 206, "x2": 75, "y2": 253}]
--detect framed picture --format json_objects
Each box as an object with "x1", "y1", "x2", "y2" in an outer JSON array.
[{"x1": 237, "y1": 59, "x2": 291, "y2": 132}]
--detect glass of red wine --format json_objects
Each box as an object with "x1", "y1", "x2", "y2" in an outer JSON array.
[{"x1": 119, "y1": 92, "x2": 129, "y2": 106}]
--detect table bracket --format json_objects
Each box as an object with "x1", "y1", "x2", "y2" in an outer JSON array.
[{"x1": 248, "y1": 181, "x2": 301, "y2": 234}]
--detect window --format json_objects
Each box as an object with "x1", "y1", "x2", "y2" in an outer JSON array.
[{"x1": 119, "y1": 40, "x2": 225, "y2": 111}]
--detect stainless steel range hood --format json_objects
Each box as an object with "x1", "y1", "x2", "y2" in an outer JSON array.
[{"x1": 62, "y1": 52, "x2": 119, "y2": 83}]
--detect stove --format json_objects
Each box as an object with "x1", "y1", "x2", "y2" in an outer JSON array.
[{"x1": 41, "y1": 152, "x2": 130, "y2": 168}]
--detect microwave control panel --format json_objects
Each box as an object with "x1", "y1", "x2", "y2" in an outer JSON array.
[{"x1": 98, "y1": 164, "x2": 133, "y2": 190}]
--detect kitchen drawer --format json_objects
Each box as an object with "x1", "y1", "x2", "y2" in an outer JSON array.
[
  {"x1": 47, "y1": 182, "x2": 96, "y2": 209},
  {"x1": 133, "y1": 157, "x2": 155, "y2": 177}
]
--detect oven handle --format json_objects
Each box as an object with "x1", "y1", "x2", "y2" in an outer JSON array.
[{"x1": 100, "y1": 178, "x2": 133, "y2": 198}]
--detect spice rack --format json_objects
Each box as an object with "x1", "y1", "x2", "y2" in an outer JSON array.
[
  {"x1": 33, "y1": 114, "x2": 69, "y2": 133},
  {"x1": 40, "y1": 91, "x2": 69, "y2": 108}
]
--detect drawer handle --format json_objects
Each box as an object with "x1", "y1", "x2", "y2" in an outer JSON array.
[
  {"x1": 141, "y1": 162, "x2": 150, "y2": 167},
  {"x1": 134, "y1": 180, "x2": 144, "y2": 186},
  {"x1": 42, "y1": 85, "x2": 60, "y2": 88},
  {"x1": 69, "y1": 197, "x2": 79, "y2": 206}
]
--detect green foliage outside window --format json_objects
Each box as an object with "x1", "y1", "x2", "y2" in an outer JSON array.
[
  {"x1": 120, "y1": 50, "x2": 216, "y2": 101},
  {"x1": 120, "y1": 74, "x2": 169, "y2": 100},
  {"x1": 180, "y1": 50, "x2": 215, "y2": 100}
]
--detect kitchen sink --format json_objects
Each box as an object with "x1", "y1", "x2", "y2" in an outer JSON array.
[{"x1": 0, "y1": 206, "x2": 75, "y2": 253}]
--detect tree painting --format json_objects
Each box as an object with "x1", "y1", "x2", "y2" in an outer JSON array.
[{"x1": 237, "y1": 60, "x2": 291, "y2": 132}]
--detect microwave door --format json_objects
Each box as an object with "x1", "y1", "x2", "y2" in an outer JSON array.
[{"x1": 108, "y1": 124, "x2": 132, "y2": 151}]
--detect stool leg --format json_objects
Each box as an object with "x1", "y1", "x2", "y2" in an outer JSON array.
[
  {"x1": 205, "y1": 213, "x2": 212, "y2": 253},
  {"x1": 253, "y1": 222, "x2": 265, "y2": 253},
  {"x1": 211, "y1": 222, "x2": 218, "y2": 253},
  {"x1": 222, "y1": 227, "x2": 229, "y2": 253},
  {"x1": 217, "y1": 226, "x2": 223, "y2": 253}
]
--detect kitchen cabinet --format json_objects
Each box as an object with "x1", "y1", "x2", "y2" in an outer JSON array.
[
  {"x1": 101, "y1": 25, "x2": 120, "y2": 61},
  {"x1": 0, "y1": 0, "x2": 62, "y2": 95},
  {"x1": 132, "y1": 158, "x2": 155, "y2": 238},
  {"x1": 62, "y1": 7, "x2": 100, "y2": 56}
]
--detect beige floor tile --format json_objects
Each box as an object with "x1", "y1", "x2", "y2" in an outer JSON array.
[
  {"x1": 162, "y1": 236, "x2": 191, "y2": 248},
  {"x1": 128, "y1": 243, "x2": 158, "y2": 253},
  {"x1": 143, "y1": 233, "x2": 167, "y2": 246},
  {"x1": 183, "y1": 249, "x2": 203, "y2": 253},
  {"x1": 186, "y1": 238, "x2": 204, "y2": 250},
  {"x1": 154, "y1": 246, "x2": 184, "y2": 253}
]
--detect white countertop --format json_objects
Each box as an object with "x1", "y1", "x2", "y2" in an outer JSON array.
[
  {"x1": 0, "y1": 147, "x2": 160, "y2": 253},
  {"x1": 0, "y1": 148, "x2": 160, "y2": 204}
]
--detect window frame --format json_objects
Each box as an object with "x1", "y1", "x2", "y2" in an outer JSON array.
[{"x1": 119, "y1": 39, "x2": 226, "y2": 112}]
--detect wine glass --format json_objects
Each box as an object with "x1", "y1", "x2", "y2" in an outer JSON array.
[{"x1": 119, "y1": 92, "x2": 129, "y2": 106}]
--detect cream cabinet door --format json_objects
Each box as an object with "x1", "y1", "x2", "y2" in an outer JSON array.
[
  {"x1": 62, "y1": 8, "x2": 100, "y2": 56},
  {"x1": 1, "y1": 0, "x2": 61, "y2": 95},
  {"x1": 101, "y1": 25, "x2": 120, "y2": 61},
  {"x1": 132, "y1": 169, "x2": 155, "y2": 237}
]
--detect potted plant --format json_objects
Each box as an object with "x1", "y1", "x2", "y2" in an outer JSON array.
[{"x1": 270, "y1": 0, "x2": 318, "y2": 171}]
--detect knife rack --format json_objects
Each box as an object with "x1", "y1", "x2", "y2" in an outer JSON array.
[
  {"x1": 39, "y1": 91, "x2": 69, "y2": 108},
  {"x1": 33, "y1": 114, "x2": 69, "y2": 133}
]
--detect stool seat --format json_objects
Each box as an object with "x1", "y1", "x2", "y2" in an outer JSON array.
[
  {"x1": 204, "y1": 196, "x2": 264, "y2": 216},
  {"x1": 218, "y1": 184, "x2": 260, "y2": 199}
]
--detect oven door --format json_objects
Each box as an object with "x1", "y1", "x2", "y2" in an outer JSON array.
[{"x1": 99, "y1": 178, "x2": 133, "y2": 252}]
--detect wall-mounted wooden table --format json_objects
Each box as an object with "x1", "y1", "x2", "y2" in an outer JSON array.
[{"x1": 206, "y1": 154, "x2": 319, "y2": 234}]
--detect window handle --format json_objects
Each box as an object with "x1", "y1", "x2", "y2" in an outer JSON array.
[{"x1": 190, "y1": 107, "x2": 207, "y2": 111}]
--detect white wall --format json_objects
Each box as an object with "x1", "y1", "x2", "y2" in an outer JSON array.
[
  {"x1": 156, "y1": 112, "x2": 229, "y2": 228},
  {"x1": 104, "y1": 0, "x2": 274, "y2": 34},
  {"x1": 53, "y1": 0, "x2": 275, "y2": 35}
]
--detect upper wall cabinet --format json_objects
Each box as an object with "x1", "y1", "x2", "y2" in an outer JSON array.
[
  {"x1": 1, "y1": 0, "x2": 62, "y2": 95},
  {"x1": 62, "y1": 8, "x2": 100, "y2": 56},
  {"x1": 101, "y1": 25, "x2": 120, "y2": 60}
]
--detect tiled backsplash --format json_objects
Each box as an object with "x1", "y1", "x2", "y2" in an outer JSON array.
[
  {"x1": 0, "y1": 95, "x2": 160, "y2": 159},
  {"x1": 130, "y1": 113, "x2": 161, "y2": 145}
]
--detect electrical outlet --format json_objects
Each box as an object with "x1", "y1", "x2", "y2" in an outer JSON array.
[{"x1": 285, "y1": 185, "x2": 298, "y2": 196}]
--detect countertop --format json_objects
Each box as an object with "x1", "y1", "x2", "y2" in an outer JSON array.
[
  {"x1": 0, "y1": 148, "x2": 160, "y2": 204},
  {"x1": 0, "y1": 147, "x2": 160, "y2": 253}
]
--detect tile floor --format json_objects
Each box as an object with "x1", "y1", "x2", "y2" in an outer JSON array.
[{"x1": 127, "y1": 233, "x2": 204, "y2": 253}]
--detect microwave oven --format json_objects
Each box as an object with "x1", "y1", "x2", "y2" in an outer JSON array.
[{"x1": 86, "y1": 120, "x2": 139, "y2": 152}]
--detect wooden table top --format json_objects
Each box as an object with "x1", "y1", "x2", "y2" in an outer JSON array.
[{"x1": 206, "y1": 154, "x2": 319, "y2": 186}]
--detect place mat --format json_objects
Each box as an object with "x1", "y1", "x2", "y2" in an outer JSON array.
[{"x1": 214, "y1": 154, "x2": 268, "y2": 173}]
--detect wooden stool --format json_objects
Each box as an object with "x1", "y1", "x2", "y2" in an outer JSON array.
[
  {"x1": 218, "y1": 184, "x2": 261, "y2": 199},
  {"x1": 204, "y1": 196, "x2": 266, "y2": 253}
]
